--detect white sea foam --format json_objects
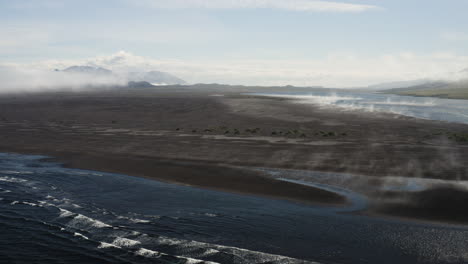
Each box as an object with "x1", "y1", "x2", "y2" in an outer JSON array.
[
  {"x1": 22, "y1": 201, "x2": 41, "y2": 207},
  {"x1": 74, "y1": 232, "x2": 89, "y2": 240},
  {"x1": 59, "y1": 208, "x2": 74, "y2": 218},
  {"x1": 116, "y1": 215, "x2": 150, "y2": 223},
  {"x1": 72, "y1": 214, "x2": 112, "y2": 228},
  {"x1": 112, "y1": 237, "x2": 141, "y2": 247},
  {"x1": 204, "y1": 213, "x2": 218, "y2": 217},
  {"x1": 5, "y1": 170, "x2": 33, "y2": 175},
  {"x1": 97, "y1": 229, "x2": 305, "y2": 263},
  {"x1": 61, "y1": 210, "x2": 112, "y2": 229},
  {"x1": 0, "y1": 170, "x2": 23, "y2": 174},
  {"x1": 134, "y1": 248, "x2": 161, "y2": 258},
  {"x1": 0, "y1": 176, "x2": 28, "y2": 183},
  {"x1": 98, "y1": 242, "x2": 121, "y2": 249},
  {"x1": 134, "y1": 248, "x2": 219, "y2": 264},
  {"x1": 129, "y1": 218, "x2": 150, "y2": 223},
  {"x1": 150, "y1": 235, "x2": 316, "y2": 263}
]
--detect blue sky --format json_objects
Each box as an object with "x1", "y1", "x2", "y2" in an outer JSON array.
[{"x1": 1, "y1": 0, "x2": 468, "y2": 87}]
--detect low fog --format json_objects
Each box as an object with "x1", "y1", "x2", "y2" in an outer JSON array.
[
  {"x1": 0, "y1": 66, "x2": 128, "y2": 93},
  {"x1": 254, "y1": 92, "x2": 468, "y2": 125}
]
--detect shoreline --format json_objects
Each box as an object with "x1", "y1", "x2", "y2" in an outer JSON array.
[
  {"x1": 9, "y1": 148, "x2": 468, "y2": 227},
  {"x1": 2, "y1": 149, "x2": 347, "y2": 206},
  {"x1": 1, "y1": 88, "x2": 468, "y2": 224}
]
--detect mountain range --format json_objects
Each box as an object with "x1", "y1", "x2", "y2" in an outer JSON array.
[
  {"x1": 63, "y1": 66, "x2": 113, "y2": 75},
  {"x1": 380, "y1": 79, "x2": 468, "y2": 100},
  {"x1": 60, "y1": 66, "x2": 186, "y2": 86},
  {"x1": 128, "y1": 71, "x2": 186, "y2": 85}
]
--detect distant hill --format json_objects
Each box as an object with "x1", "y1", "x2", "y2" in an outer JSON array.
[
  {"x1": 63, "y1": 66, "x2": 112, "y2": 75},
  {"x1": 383, "y1": 79, "x2": 468, "y2": 100},
  {"x1": 381, "y1": 81, "x2": 452, "y2": 94},
  {"x1": 128, "y1": 71, "x2": 186, "y2": 85},
  {"x1": 366, "y1": 79, "x2": 431, "y2": 91}
]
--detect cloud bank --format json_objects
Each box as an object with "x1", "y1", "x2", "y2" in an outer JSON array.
[
  {"x1": 1, "y1": 51, "x2": 468, "y2": 92},
  {"x1": 86, "y1": 51, "x2": 468, "y2": 87},
  {"x1": 0, "y1": 65, "x2": 127, "y2": 93},
  {"x1": 131, "y1": 0, "x2": 379, "y2": 12}
]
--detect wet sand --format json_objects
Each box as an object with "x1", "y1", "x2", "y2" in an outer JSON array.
[
  {"x1": 0, "y1": 86, "x2": 468, "y2": 221},
  {"x1": 53, "y1": 153, "x2": 346, "y2": 205}
]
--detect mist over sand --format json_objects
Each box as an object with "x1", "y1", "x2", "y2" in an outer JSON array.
[
  {"x1": 0, "y1": 65, "x2": 128, "y2": 93},
  {"x1": 0, "y1": 84, "x2": 467, "y2": 225},
  {"x1": 252, "y1": 91, "x2": 468, "y2": 124}
]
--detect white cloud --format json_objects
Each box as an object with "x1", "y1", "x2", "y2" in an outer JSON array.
[
  {"x1": 0, "y1": 65, "x2": 127, "y2": 93},
  {"x1": 131, "y1": 0, "x2": 380, "y2": 13},
  {"x1": 7, "y1": 51, "x2": 467, "y2": 89}
]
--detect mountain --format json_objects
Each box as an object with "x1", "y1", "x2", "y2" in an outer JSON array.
[
  {"x1": 61, "y1": 66, "x2": 186, "y2": 86},
  {"x1": 128, "y1": 71, "x2": 186, "y2": 85},
  {"x1": 127, "y1": 81, "x2": 154, "y2": 88},
  {"x1": 63, "y1": 66, "x2": 112, "y2": 75}
]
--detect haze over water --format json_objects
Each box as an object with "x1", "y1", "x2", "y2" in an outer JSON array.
[{"x1": 251, "y1": 91, "x2": 468, "y2": 125}]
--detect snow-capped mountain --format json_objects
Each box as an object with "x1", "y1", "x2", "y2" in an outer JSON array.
[
  {"x1": 127, "y1": 71, "x2": 186, "y2": 85},
  {"x1": 63, "y1": 66, "x2": 113, "y2": 75},
  {"x1": 61, "y1": 66, "x2": 186, "y2": 86}
]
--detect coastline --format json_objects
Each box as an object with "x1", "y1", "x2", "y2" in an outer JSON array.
[
  {"x1": 1, "y1": 88, "x2": 468, "y2": 223},
  {"x1": 2, "y1": 149, "x2": 347, "y2": 206},
  {"x1": 6, "y1": 148, "x2": 468, "y2": 227}
]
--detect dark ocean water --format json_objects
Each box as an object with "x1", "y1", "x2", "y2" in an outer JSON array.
[{"x1": 2, "y1": 153, "x2": 468, "y2": 264}]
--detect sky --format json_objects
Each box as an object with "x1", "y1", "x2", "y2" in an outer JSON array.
[{"x1": 1, "y1": 0, "x2": 468, "y2": 87}]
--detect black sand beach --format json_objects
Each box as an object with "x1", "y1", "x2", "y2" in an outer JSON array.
[{"x1": 1, "y1": 86, "x2": 468, "y2": 223}]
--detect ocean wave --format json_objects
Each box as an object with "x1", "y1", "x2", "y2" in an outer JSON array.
[
  {"x1": 0, "y1": 170, "x2": 33, "y2": 175},
  {"x1": 59, "y1": 209, "x2": 112, "y2": 229},
  {"x1": 98, "y1": 242, "x2": 120, "y2": 249},
  {"x1": 0, "y1": 176, "x2": 28, "y2": 183},
  {"x1": 112, "y1": 237, "x2": 141, "y2": 247},
  {"x1": 73, "y1": 232, "x2": 89, "y2": 240},
  {"x1": 22, "y1": 201, "x2": 42, "y2": 207},
  {"x1": 204, "y1": 213, "x2": 218, "y2": 217},
  {"x1": 134, "y1": 248, "x2": 220, "y2": 264},
  {"x1": 59, "y1": 208, "x2": 74, "y2": 218},
  {"x1": 134, "y1": 248, "x2": 161, "y2": 258},
  {"x1": 71, "y1": 214, "x2": 112, "y2": 228},
  {"x1": 116, "y1": 215, "x2": 151, "y2": 223},
  {"x1": 148, "y1": 235, "x2": 315, "y2": 263}
]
